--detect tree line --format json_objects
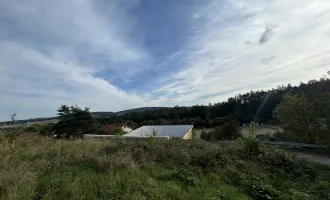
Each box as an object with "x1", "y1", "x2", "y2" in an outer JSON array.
[
  {"x1": 47, "y1": 71, "x2": 330, "y2": 143},
  {"x1": 100, "y1": 73, "x2": 330, "y2": 128}
]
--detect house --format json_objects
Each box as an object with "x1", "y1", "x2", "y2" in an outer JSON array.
[
  {"x1": 122, "y1": 125, "x2": 133, "y2": 133},
  {"x1": 123, "y1": 125, "x2": 194, "y2": 139},
  {"x1": 101, "y1": 124, "x2": 133, "y2": 134}
]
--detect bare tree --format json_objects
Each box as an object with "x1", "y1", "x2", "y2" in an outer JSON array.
[{"x1": 10, "y1": 113, "x2": 17, "y2": 125}]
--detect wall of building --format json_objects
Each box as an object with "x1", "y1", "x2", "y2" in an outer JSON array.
[
  {"x1": 122, "y1": 126, "x2": 133, "y2": 133},
  {"x1": 182, "y1": 128, "x2": 193, "y2": 140}
]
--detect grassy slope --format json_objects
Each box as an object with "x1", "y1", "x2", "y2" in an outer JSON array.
[{"x1": 0, "y1": 136, "x2": 329, "y2": 200}]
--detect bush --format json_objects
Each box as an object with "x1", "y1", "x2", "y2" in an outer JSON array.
[
  {"x1": 39, "y1": 124, "x2": 55, "y2": 136},
  {"x1": 158, "y1": 169, "x2": 199, "y2": 186},
  {"x1": 200, "y1": 131, "x2": 211, "y2": 140},
  {"x1": 202, "y1": 120, "x2": 241, "y2": 141},
  {"x1": 25, "y1": 124, "x2": 43, "y2": 132},
  {"x1": 245, "y1": 179, "x2": 281, "y2": 200},
  {"x1": 239, "y1": 138, "x2": 262, "y2": 160}
]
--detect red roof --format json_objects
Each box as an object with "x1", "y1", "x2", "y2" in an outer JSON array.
[{"x1": 101, "y1": 124, "x2": 124, "y2": 134}]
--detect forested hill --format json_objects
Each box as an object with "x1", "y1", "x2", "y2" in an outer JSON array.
[
  {"x1": 0, "y1": 107, "x2": 167, "y2": 124},
  {"x1": 92, "y1": 107, "x2": 168, "y2": 117},
  {"x1": 101, "y1": 76, "x2": 330, "y2": 127},
  {"x1": 3, "y1": 76, "x2": 330, "y2": 127}
]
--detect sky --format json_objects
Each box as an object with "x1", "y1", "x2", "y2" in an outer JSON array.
[{"x1": 1, "y1": 0, "x2": 330, "y2": 121}]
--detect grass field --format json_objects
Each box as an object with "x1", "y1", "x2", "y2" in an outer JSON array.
[
  {"x1": 0, "y1": 134, "x2": 329, "y2": 200},
  {"x1": 240, "y1": 125, "x2": 280, "y2": 136},
  {"x1": 0, "y1": 119, "x2": 59, "y2": 130},
  {"x1": 195, "y1": 125, "x2": 280, "y2": 139}
]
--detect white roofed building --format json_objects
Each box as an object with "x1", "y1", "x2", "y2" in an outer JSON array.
[{"x1": 123, "y1": 125, "x2": 194, "y2": 139}]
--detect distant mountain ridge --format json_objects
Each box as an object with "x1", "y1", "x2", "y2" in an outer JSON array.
[
  {"x1": 0, "y1": 107, "x2": 168, "y2": 124},
  {"x1": 92, "y1": 107, "x2": 168, "y2": 117}
]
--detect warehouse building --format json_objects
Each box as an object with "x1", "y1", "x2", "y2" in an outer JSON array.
[{"x1": 123, "y1": 125, "x2": 193, "y2": 139}]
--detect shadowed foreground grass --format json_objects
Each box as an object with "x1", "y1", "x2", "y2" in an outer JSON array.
[{"x1": 0, "y1": 136, "x2": 329, "y2": 200}]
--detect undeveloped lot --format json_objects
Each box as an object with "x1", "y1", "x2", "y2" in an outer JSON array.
[
  {"x1": 195, "y1": 125, "x2": 281, "y2": 139},
  {"x1": 240, "y1": 125, "x2": 280, "y2": 137}
]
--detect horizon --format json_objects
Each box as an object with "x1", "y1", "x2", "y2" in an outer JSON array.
[
  {"x1": 1, "y1": 77, "x2": 325, "y2": 123},
  {"x1": 1, "y1": 0, "x2": 330, "y2": 121}
]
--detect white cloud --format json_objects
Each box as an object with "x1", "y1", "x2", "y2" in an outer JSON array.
[
  {"x1": 0, "y1": 42, "x2": 146, "y2": 120},
  {"x1": 0, "y1": 0, "x2": 149, "y2": 120},
  {"x1": 150, "y1": 0, "x2": 330, "y2": 106},
  {"x1": 1, "y1": 0, "x2": 330, "y2": 120},
  {"x1": 2, "y1": 0, "x2": 149, "y2": 65}
]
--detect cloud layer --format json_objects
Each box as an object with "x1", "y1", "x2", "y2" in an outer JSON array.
[
  {"x1": 150, "y1": 0, "x2": 330, "y2": 105},
  {"x1": 0, "y1": 0, "x2": 148, "y2": 120},
  {"x1": 1, "y1": 0, "x2": 330, "y2": 120}
]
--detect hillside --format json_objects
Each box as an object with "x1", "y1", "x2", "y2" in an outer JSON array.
[
  {"x1": 92, "y1": 107, "x2": 168, "y2": 117},
  {"x1": 0, "y1": 107, "x2": 167, "y2": 124},
  {"x1": 115, "y1": 107, "x2": 168, "y2": 115},
  {"x1": 0, "y1": 137, "x2": 329, "y2": 200},
  {"x1": 102, "y1": 77, "x2": 330, "y2": 128},
  {"x1": 2, "y1": 76, "x2": 330, "y2": 127}
]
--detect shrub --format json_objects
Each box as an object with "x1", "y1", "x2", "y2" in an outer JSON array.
[
  {"x1": 242, "y1": 138, "x2": 262, "y2": 159},
  {"x1": 206, "y1": 120, "x2": 241, "y2": 141},
  {"x1": 191, "y1": 149, "x2": 224, "y2": 169},
  {"x1": 158, "y1": 169, "x2": 199, "y2": 186},
  {"x1": 245, "y1": 179, "x2": 281, "y2": 200},
  {"x1": 39, "y1": 124, "x2": 55, "y2": 136},
  {"x1": 200, "y1": 131, "x2": 211, "y2": 140},
  {"x1": 25, "y1": 124, "x2": 43, "y2": 132}
]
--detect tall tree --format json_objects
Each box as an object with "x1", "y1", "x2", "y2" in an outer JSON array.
[
  {"x1": 313, "y1": 93, "x2": 330, "y2": 142},
  {"x1": 53, "y1": 105, "x2": 96, "y2": 138},
  {"x1": 98, "y1": 75, "x2": 330, "y2": 129},
  {"x1": 274, "y1": 93, "x2": 320, "y2": 143}
]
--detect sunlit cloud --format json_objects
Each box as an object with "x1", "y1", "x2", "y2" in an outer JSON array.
[
  {"x1": 150, "y1": 0, "x2": 330, "y2": 106},
  {"x1": 1, "y1": 0, "x2": 330, "y2": 120}
]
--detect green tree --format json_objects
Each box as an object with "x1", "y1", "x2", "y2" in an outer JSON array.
[
  {"x1": 274, "y1": 93, "x2": 321, "y2": 143},
  {"x1": 52, "y1": 105, "x2": 96, "y2": 138},
  {"x1": 313, "y1": 92, "x2": 330, "y2": 143},
  {"x1": 212, "y1": 120, "x2": 241, "y2": 140}
]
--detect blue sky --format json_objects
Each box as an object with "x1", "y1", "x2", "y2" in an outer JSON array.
[{"x1": 1, "y1": 0, "x2": 330, "y2": 121}]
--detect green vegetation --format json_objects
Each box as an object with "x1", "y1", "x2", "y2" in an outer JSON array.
[
  {"x1": 98, "y1": 73, "x2": 330, "y2": 129},
  {"x1": 0, "y1": 135, "x2": 329, "y2": 200},
  {"x1": 52, "y1": 105, "x2": 100, "y2": 138},
  {"x1": 201, "y1": 120, "x2": 241, "y2": 141},
  {"x1": 1, "y1": 74, "x2": 330, "y2": 199},
  {"x1": 24, "y1": 123, "x2": 55, "y2": 136},
  {"x1": 274, "y1": 92, "x2": 330, "y2": 144}
]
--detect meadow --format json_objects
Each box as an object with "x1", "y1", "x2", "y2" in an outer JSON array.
[
  {"x1": 0, "y1": 134, "x2": 329, "y2": 200},
  {"x1": 195, "y1": 125, "x2": 280, "y2": 139}
]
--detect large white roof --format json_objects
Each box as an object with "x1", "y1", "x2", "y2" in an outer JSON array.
[{"x1": 124, "y1": 125, "x2": 193, "y2": 138}]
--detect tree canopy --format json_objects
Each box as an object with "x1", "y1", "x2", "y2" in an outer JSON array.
[
  {"x1": 100, "y1": 76, "x2": 330, "y2": 129},
  {"x1": 52, "y1": 105, "x2": 97, "y2": 138}
]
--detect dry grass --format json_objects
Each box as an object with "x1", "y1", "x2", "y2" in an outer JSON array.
[
  {"x1": 195, "y1": 125, "x2": 280, "y2": 139},
  {"x1": 0, "y1": 134, "x2": 329, "y2": 200}
]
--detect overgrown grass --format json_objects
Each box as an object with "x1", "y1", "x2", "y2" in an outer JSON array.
[{"x1": 0, "y1": 135, "x2": 329, "y2": 200}]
